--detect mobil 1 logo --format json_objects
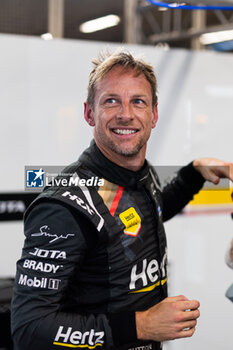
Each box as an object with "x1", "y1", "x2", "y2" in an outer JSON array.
[{"x1": 18, "y1": 274, "x2": 61, "y2": 290}]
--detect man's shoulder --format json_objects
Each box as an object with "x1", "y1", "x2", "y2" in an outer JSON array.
[{"x1": 25, "y1": 159, "x2": 105, "y2": 232}]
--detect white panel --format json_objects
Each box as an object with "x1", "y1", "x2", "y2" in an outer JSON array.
[{"x1": 165, "y1": 215, "x2": 233, "y2": 350}]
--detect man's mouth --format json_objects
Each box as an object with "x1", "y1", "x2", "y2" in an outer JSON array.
[{"x1": 112, "y1": 128, "x2": 138, "y2": 135}]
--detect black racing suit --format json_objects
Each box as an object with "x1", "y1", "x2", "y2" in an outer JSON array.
[{"x1": 11, "y1": 140, "x2": 205, "y2": 350}]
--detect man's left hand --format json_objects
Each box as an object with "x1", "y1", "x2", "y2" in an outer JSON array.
[{"x1": 193, "y1": 158, "x2": 233, "y2": 184}]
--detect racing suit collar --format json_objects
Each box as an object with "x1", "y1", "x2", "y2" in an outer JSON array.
[{"x1": 78, "y1": 140, "x2": 150, "y2": 189}]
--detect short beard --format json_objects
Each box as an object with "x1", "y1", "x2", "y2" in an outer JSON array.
[{"x1": 107, "y1": 140, "x2": 143, "y2": 158}]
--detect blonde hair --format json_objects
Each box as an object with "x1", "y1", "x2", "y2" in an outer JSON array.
[{"x1": 87, "y1": 49, "x2": 158, "y2": 108}]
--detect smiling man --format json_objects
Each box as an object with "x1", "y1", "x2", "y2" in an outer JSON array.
[
  {"x1": 84, "y1": 64, "x2": 158, "y2": 170},
  {"x1": 11, "y1": 50, "x2": 233, "y2": 350}
]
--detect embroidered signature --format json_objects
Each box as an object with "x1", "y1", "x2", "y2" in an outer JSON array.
[{"x1": 31, "y1": 225, "x2": 75, "y2": 243}]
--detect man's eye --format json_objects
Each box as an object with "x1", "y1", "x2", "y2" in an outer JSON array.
[
  {"x1": 105, "y1": 98, "x2": 117, "y2": 104},
  {"x1": 134, "y1": 98, "x2": 145, "y2": 105}
]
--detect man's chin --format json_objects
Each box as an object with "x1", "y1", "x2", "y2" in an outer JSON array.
[{"x1": 111, "y1": 145, "x2": 142, "y2": 158}]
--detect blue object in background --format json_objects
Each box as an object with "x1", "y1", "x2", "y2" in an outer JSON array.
[{"x1": 226, "y1": 284, "x2": 233, "y2": 303}]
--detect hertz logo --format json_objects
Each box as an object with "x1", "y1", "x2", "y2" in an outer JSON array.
[
  {"x1": 119, "y1": 207, "x2": 141, "y2": 236},
  {"x1": 54, "y1": 326, "x2": 104, "y2": 348},
  {"x1": 129, "y1": 251, "x2": 167, "y2": 292}
]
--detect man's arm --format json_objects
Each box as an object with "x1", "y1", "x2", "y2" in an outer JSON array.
[
  {"x1": 140, "y1": 158, "x2": 231, "y2": 342},
  {"x1": 161, "y1": 163, "x2": 205, "y2": 221},
  {"x1": 162, "y1": 158, "x2": 233, "y2": 221},
  {"x1": 193, "y1": 158, "x2": 233, "y2": 184},
  {"x1": 11, "y1": 202, "x2": 136, "y2": 350},
  {"x1": 136, "y1": 295, "x2": 200, "y2": 342}
]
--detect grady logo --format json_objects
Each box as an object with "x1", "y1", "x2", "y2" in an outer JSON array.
[
  {"x1": 54, "y1": 326, "x2": 104, "y2": 348},
  {"x1": 31, "y1": 225, "x2": 75, "y2": 243}
]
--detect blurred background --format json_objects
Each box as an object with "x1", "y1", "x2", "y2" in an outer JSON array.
[{"x1": 1, "y1": 0, "x2": 233, "y2": 51}]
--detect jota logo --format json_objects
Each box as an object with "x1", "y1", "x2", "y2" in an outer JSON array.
[
  {"x1": 18, "y1": 274, "x2": 61, "y2": 290},
  {"x1": 26, "y1": 169, "x2": 45, "y2": 188},
  {"x1": 119, "y1": 207, "x2": 141, "y2": 237},
  {"x1": 53, "y1": 326, "x2": 104, "y2": 348},
  {"x1": 29, "y1": 247, "x2": 67, "y2": 260}
]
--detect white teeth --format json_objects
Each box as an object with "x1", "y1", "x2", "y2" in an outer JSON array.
[{"x1": 114, "y1": 129, "x2": 137, "y2": 135}]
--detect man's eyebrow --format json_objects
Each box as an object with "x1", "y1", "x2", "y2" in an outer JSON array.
[
  {"x1": 99, "y1": 93, "x2": 150, "y2": 102},
  {"x1": 102, "y1": 93, "x2": 148, "y2": 98},
  {"x1": 101, "y1": 93, "x2": 119, "y2": 97},
  {"x1": 131, "y1": 94, "x2": 148, "y2": 98}
]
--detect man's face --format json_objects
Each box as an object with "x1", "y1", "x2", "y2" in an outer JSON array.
[{"x1": 84, "y1": 66, "x2": 158, "y2": 165}]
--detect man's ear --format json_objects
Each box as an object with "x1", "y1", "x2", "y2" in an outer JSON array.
[
  {"x1": 151, "y1": 102, "x2": 158, "y2": 129},
  {"x1": 84, "y1": 102, "x2": 95, "y2": 127}
]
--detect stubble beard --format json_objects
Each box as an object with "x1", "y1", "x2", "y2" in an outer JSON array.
[{"x1": 103, "y1": 135, "x2": 145, "y2": 158}]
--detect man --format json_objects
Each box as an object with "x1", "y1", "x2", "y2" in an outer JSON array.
[{"x1": 11, "y1": 50, "x2": 233, "y2": 350}]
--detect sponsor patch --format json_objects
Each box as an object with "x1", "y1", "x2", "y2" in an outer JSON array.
[
  {"x1": 62, "y1": 191, "x2": 95, "y2": 215},
  {"x1": 18, "y1": 274, "x2": 61, "y2": 290},
  {"x1": 129, "y1": 251, "x2": 167, "y2": 292},
  {"x1": 23, "y1": 259, "x2": 63, "y2": 274},
  {"x1": 29, "y1": 247, "x2": 66, "y2": 260},
  {"x1": 119, "y1": 207, "x2": 141, "y2": 237},
  {"x1": 54, "y1": 326, "x2": 104, "y2": 348}
]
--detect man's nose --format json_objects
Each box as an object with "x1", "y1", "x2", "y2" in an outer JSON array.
[{"x1": 116, "y1": 102, "x2": 133, "y2": 122}]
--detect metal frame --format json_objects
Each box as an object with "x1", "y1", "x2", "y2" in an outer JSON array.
[
  {"x1": 124, "y1": 0, "x2": 233, "y2": 49},
  {"x1": 48, "y1": 0, "x2": 64, "y2": 38}
]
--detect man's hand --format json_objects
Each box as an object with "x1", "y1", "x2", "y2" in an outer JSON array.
[
  {"x1": 136, "y1": 295, "x2": 200, "y2": 342},
  {"x1": 193, "y1": 158, "x2": 233, "y2": 184}
]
